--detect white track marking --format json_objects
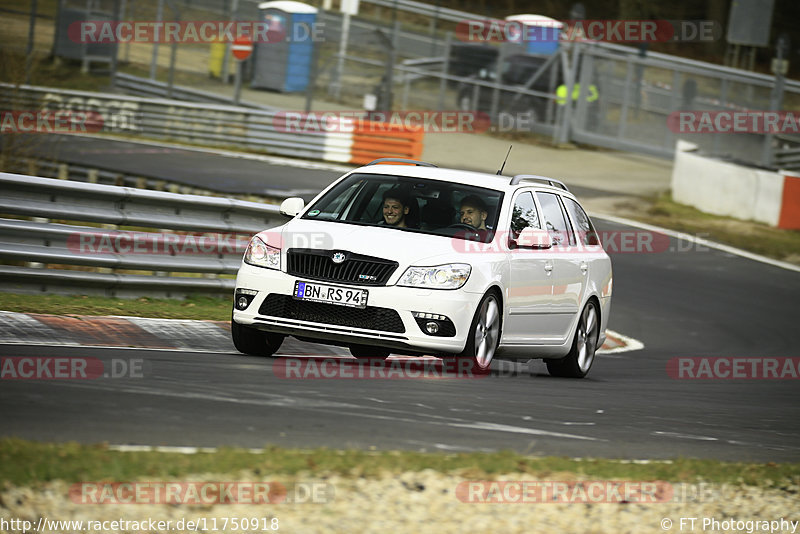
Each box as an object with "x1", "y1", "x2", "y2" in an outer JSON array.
[
  {"x1": 600, "y1": 329, "x2": 645, "y2": 354},
  {"x1": 593, "y1": 212, "x2": 800, "y2": 273},
  {"x1": 448, "y1": 421, "x2": 603, "y2": 441}
]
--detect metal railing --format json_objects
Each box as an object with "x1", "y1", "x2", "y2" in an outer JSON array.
[
  {"x1": 0, "y1": 172, "x2": 284, "y2": 298},
  {"x1": 113, "y1": 73, "x2": 276, "y2": 109},
  {"x1": 0, "y1": 83, "x2": 354, "y2": 163},
  {"x1": 1, "y1": 158, "x2": 228, "y2": 198}
]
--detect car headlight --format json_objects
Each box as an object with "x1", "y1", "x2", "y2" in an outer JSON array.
[
  {"x1": 244, "y1": 236, "x2": 280, "y2": 270},
  {"x1": 397, "y1": 264, "x2": 471, "y2": 290}
]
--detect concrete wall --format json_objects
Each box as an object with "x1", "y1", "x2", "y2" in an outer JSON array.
[{"x1": 672, "y1": 140, "x2": 800, "y2": 229}]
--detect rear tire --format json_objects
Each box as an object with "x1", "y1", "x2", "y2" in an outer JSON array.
[
  {"x1": 231, "y1": 318, "x2": 284, "y2": 357},
  {"x1": 546, "y1": 300, "x2": 600, "y2": 378}
]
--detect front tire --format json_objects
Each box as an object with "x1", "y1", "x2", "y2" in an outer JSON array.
[
  {"x1": 546, "y1": 300, "x2": 600, "y2": 378},
  {"x1": 460, "y1": 292, "x2": 501, "y2": 372},
  {"x1": 231, "y1": 318, "x2": 284, "y2": 357}
]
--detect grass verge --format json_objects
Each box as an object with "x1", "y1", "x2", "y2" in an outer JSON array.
[
  {"x1": 1, "y1": 438, "x2": 798, "y2": 487},
  {"x1": 612, "y1": 193, "x2": 800, "y2": 263},
  {"x1": 0, "y1": 293, "x2": 231, "y2": 321}
]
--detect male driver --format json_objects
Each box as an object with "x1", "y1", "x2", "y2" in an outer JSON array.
[
  {"x1": 459, "y1": 195, "x2": 488, "y2": 230},
  {"x1": 382, "y1": 189, "x2": 410, "y2": 228}
]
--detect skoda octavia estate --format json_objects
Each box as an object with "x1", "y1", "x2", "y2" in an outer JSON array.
[{"x1": 232, "y1": 159, "x2": 612, "y2": 378}]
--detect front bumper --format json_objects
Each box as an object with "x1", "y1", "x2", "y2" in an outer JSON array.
[{"x1": 233, "y1": 263, "x2": 481, "y2": 355}]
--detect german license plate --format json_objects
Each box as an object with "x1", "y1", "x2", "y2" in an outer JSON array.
[{"x1": 293, "y1": 281, "x2": 368, "y2": 309}]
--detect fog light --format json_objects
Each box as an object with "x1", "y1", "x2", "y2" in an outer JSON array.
[
  {"x1": 413, "y1": 311, "x2": 456, "y2": 337},
  {"x1": 235, "y1": 288, "x2": 258, "y2": 310}
]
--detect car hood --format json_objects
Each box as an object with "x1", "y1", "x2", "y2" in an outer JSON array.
[{"x1": 263, "y1": 218, "x2": 463, "y2": 267}]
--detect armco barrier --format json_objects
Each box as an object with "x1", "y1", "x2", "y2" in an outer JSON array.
[
  {"x1": 672, "y1": 140, "x2": 800, "y2": 229},
  {"x1": 0, "y1": 84, "x2": 423, "y2": 166},
  {"x1": 114, "y1": 73, "x2": 272, "y2": 109},
  {"x1": 0, "y1": 172, "x2": 284, "y2": 298}
]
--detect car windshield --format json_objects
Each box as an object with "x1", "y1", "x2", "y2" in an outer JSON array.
[{"x1": 302, "y1": 172, "x2": 504, "y2": 242}]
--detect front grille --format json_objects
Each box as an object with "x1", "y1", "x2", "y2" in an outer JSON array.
[
  {"x1": 286, "y1": 249, "x2": 398, "y2": 286},
  {"x1": 259, "y1": 294, "x2": 405, "y2": 333}
]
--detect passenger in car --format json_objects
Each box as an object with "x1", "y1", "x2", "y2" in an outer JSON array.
[{"x1": 459, "y1": 195, "x2": 489, "y2": 230}]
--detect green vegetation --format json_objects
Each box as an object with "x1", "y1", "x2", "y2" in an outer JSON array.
[
  {"x1": 0, "y1": 293, "x2": 231, "y2": 320},
  {"x1": 637, "y1": 193, "x2": 800, "y2": 262},
  {"x1": 1, "y1": 438, "x2": 798, "y2": 487}
]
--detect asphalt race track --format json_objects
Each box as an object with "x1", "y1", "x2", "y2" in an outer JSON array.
[
  {"x1": 21, "y1": 134, "x2": 345, "y2": 199},
  {"x1": 20, "y1": 134, "x2": 613, "y2": 201},
  {"x1": 2, "y1": 141, "x2": 799, "y2": 462}
]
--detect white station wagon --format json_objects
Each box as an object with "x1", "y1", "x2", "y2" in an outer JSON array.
[{"x1": 232, "y1": 159, "x2": 612, "y2": 378}]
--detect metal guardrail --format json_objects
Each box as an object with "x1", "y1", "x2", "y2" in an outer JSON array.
[
  {"x1": 113, "y1": 73, "x2": 277, "y2": 110},
  {"x1": 0, "y1": 172, "x2": 285, "y2": 298},
  {"x1": 2, "y1": 158, "x2": 224, "y2": 197},
  {"x1": 0, "y1": 83, "x2": 354, "y2": 163},
  {"x1": 360, "y1": 0, "x2": 492, "y2": 25}
]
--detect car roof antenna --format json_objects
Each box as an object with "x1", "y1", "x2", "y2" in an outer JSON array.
[{"x1": 496, "y1": 145, "x2": 512, "y2": 175}]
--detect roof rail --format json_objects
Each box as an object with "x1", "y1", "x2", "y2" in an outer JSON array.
[
  {"x1": 365, "y1": 158, "x2": 438, "y2": 168},
  {"x1": 510, "y1": 174, "x2": 569, "y2": 191}
]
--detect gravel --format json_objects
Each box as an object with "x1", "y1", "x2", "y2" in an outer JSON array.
[{"x1": 2, "y1": 470, "x2": 799, "y2": 533}]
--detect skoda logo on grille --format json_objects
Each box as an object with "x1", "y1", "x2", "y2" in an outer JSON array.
[{"x1": 331, "y1": 252, "x2": 347, "y2": 264}]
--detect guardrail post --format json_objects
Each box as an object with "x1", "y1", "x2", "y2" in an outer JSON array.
[
  {"x1": 437, "y1": 32, "x2": 452, "y2": 111},
  {"x1": 616, "y1": 56, "x2": 635, "y2": 141},
  {"x1": 150, "y1": 0, "x2": 163, "y2": 80},
  {"x1": 559, "y1": 44, "x2": 582, "y2": 144},
  {"x1": 58, "y1": 163, "x2": 68, "y2": 179},
  {"x1": 87, "y1": 169, "x2": 98, "y2": 183},
  {"x1": 489, "y1": 44, "x2": 506, "y2": 124}
]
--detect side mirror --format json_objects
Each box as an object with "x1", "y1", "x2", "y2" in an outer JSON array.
[
  {"x1": 279, "y1": 197, "x2": 305, "y2": 218},
  {"x1": 516, "y1": 228, "x2": 552, "y2": 249}
]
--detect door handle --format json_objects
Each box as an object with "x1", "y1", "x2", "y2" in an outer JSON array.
[
  {"x1": 580, "y1": 261, "x2": 588, "y2": 274},
  {"x1": 544, "y1": 262, "x2": 553, "y2": 273}
]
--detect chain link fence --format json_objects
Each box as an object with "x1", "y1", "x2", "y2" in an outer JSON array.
[{"x1": 5, "y1": 0, "x2": 800, "y2": 169}]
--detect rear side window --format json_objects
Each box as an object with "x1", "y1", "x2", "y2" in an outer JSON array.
[
  {"x1": 535, "y1": 192, "x2": 575, "y2": 246},
  {"x1": 509, "y1": 192, "x2": 540, "y2": 239},
  {"x1": 563, "y1": 197, "x2": 601, "y2": 246}
]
